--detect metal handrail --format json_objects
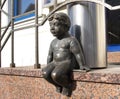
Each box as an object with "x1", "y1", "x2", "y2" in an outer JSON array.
[
  {"x1": 0, "y1": 0, "x2": 1, "y2": 67},
  {"x1": 40, "y1": 0, "x2": 120, "y2": 26},
  {"x1": 0, "y1": 9, "x2": 10, "y2": 16},
  {"x1": 1, "y1": 0, "x2": 119, "y2": 31},
  {"x1": 0, "y1": 30, "x2": 12, "y2": 52},
  {"x1": 1, "y1": 0, "x2": 7, "y2": 9},
  {"x1": 0, "y1": 21, "x2": 11, "y2": 41},
  {"x1": 0, "y1": 0, "x2": 40, "y2": 68},
  {"x1": 0, "y1": 0, "x2": 9, "y2": 16}
]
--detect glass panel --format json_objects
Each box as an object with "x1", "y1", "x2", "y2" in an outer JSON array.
[
  {"x1": 18, "y1": 0, "x2": 35, "y2": 15},
  {"x1": 106, "y1": 0, "x2": 120, "y2": 51},
  {"x1": 14, "y1": 0, "x2": 35, "y2": 21},
  {"x1": 43, "y1": 0, "x2": 54, "y2": 7},
  {"x1": 44, "y1": 0, "x2": 52, "y2": 4}
]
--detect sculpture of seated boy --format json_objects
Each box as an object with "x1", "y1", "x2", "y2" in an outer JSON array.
[{"x1": 42, "y1": 12, "x2": 90, "y2": 96}]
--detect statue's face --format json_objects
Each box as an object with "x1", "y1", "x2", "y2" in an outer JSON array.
[{"x1": 49, "y1": 19, "x2": 65, "y2": 38}]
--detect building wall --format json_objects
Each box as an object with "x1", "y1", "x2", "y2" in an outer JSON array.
[{"x1": 1, "y1": 0, "x2": 67, "y2": 67}]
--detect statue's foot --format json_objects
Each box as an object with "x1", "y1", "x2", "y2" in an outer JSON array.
[
  {"x1": 62, "y1": 86, "x2": 72, "y2": 97},
  {"x1": 56, "y1": 86, "x2": 62, "y2": 93}
]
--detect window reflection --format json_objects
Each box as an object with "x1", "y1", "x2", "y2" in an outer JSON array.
[
  {"x1": 15, "y1": 0, "x2": 35, "y2": 15},
  {"x1": 44, "y1": 0, "x2": 52, "y2": 4},
  {"x1": 106, "y1": 0, "x2": 120, "y2": 51}
]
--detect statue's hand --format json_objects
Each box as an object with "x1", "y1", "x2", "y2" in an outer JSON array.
[{"x1": 79, "y1": 66, "x2": 90, "y2": 72}]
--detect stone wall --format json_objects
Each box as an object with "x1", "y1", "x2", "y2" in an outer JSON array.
[
  {"x1": 108, "y1": 52, "x2": 120, "y2": 63},
  {"x1": 0, "y1": 65, "x2": 120, "y2": 99}
]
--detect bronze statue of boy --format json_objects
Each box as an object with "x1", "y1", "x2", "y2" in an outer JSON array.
[{"x1": 42, "y1": 12, "x2": 90, "y2": 96}]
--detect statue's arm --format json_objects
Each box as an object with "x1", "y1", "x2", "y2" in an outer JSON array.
[
  {"x1": 70, "y1": 38, "x2": 90, "y2": 71},
  {"x1": 47, "y1": 43, "x2": 53, "y2": 64},
  {"x1": 70, "y1": 38, "x2": 84, "y2": 66}
]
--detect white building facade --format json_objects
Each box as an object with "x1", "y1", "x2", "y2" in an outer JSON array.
[{"x1": 1, "y1": 0, "x2": 66, "y2": 67}]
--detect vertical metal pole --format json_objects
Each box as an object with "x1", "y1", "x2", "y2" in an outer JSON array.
[
  {"x1": 34, "y1": 0, "x2": 40, "y2": 69},
  {"x1": 10, "y1": 0, "x2": 15, "y2": 67},
  {"x1": 68, "y1": 1, "x2": 107, "y2": 68},
  {"x1": 0, "y1": 0, "x2": 1, "y2": 68},
  {"x1": 54, "y1": 0, "x2": 57, "y2": 9}
]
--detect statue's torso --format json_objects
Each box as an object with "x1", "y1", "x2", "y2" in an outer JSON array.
[{"x1": 52, "y1": 37, "x2": 73, "y2": 62}]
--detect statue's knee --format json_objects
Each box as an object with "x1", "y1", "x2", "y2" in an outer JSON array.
[
  {"x1": 42, "y1": 70, "x2": 49, "y2": 79},
  {"x1": 51, "y1": 72, "x2": 60, "y2": 81}
]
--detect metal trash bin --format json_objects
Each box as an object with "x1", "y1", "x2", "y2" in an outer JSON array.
[{"x1": 68, "y1": 1, "x2": 107, "y2": 68}]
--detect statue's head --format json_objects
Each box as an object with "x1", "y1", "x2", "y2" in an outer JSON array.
[{"x1": 48, "y1": 13, "x2": 71, "y2": 37}]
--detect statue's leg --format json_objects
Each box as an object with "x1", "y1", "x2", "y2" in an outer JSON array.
[
  {"x1": 51, "y1": 61, "x2": 73, "y2": 96},
  {"x1": 42, "y1": 62, "x2": 62, "y2": 93}
]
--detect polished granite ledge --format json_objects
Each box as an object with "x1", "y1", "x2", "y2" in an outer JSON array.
[
  {"x1": 108, "y1": 52, "x2": 120, "y2": 63},
  {"x1": 73, "y1": 65, "x2": 120, "y2": 84},
  {"x1": 0, "y1": 65, "x2": 120, "y2": 84},
  {"x1": 0, "y1": 66, "x2": 43, "y2": 77}
]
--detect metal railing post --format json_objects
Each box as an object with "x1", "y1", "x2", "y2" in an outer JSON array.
[
  {"x1": 54, "y1": 0, "x2": 57, "y2": 9},
  {"x1": 1, "y1": 0, "x2": 7, "y2": 9},
  {"x1": 34, "y1": 0, "x2": 40, "y2": 69},
  {"x1": 0, "y1": 0, "x2": 1, "y2": 67},
  {"x1": 10, "y1": 0, "x2": 15, "y2": 68}
]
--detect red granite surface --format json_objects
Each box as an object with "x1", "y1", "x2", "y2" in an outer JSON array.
[
  {"x1": 0, "y1": 65, "x2": 120, "y2": 98},
  {"x1": 108, "y1": 52, "x2": 120, "y2": 63},
  {"x1": 0, "y1": 65, "x2": 120, "y2": 84},
  {"x1": 0, "y1": 75, "x2": 120, "y2": 99}
]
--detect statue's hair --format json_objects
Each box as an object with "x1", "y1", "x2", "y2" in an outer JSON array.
[{"x1": 48, "y1": 13, "x2": 71, "y2": 29}]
